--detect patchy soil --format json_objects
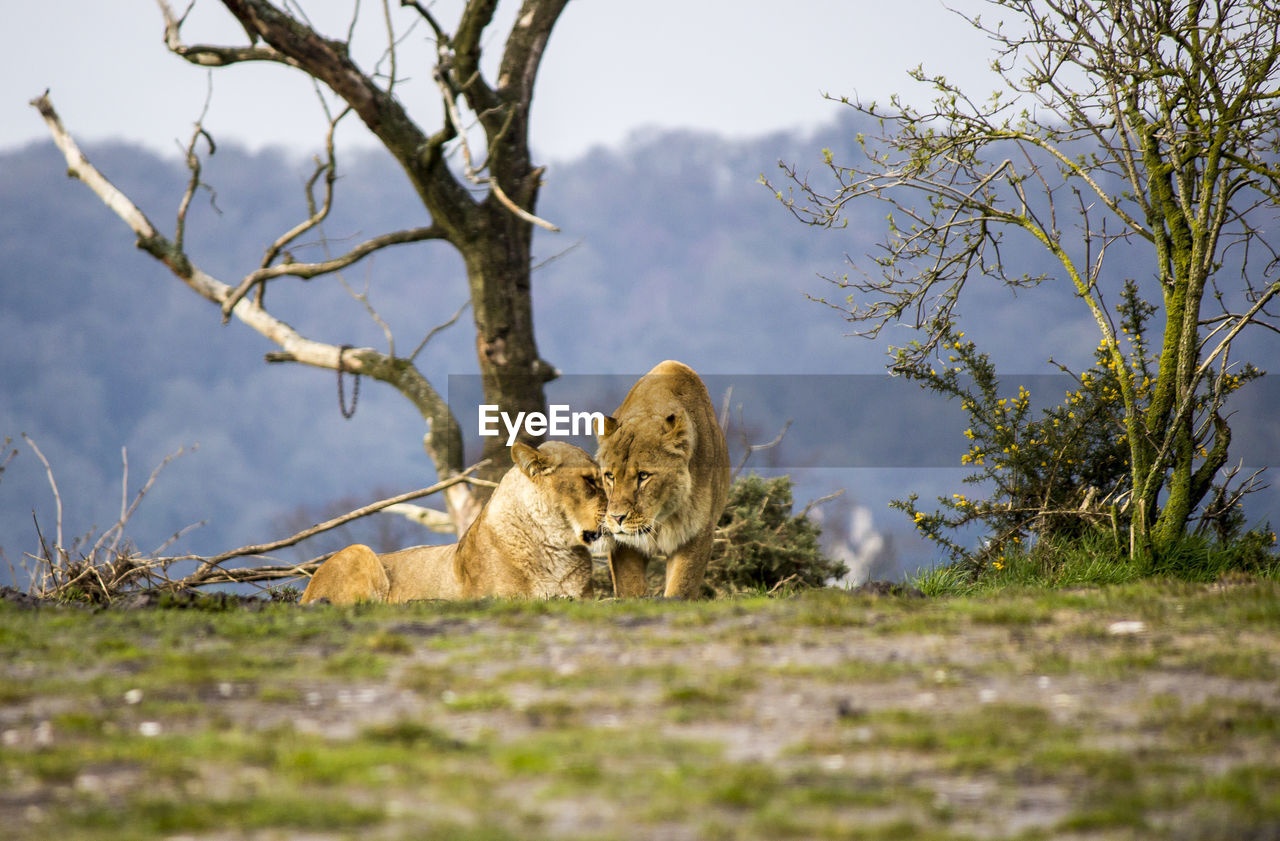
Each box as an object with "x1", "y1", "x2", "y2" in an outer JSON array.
[{"x1": 1, "y1": 580, "x2": 1278, "y2": 840}]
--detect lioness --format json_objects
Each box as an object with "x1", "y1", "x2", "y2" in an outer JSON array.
[
  {"x1": 597, "y1": 360, "x2": 730, "y2": 599},
  {"x1": 299, "y1": 441, "x2": 607, "y2": 604}
]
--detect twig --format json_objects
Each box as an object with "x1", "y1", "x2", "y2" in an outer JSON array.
[
  {"x1": 799, "y1": 488, "x2": 845, "y2": 520},
  {"x1": 256, "y1": 99, "x2": 346, "y2": 272},
  {"x1": 152, "y1": 520, "x2": 208, "y2": 556},
  {"x1": 0, "y1": 437, "x2": 17, "y2": 484},
  {"x1": 767, "y1": 573, "x2": 802, "y2": 595},
  {"x1": 488, "y1": 176, "x2": 560, "y2": 232},
  {"x1": 90, "y1": 444, "x2": 196, "y2": 561},
  {"x1": 31, "y1": 514, "x2": 55, "y2": 595},
  {"x1": 175, "y1": 73, "x2": 217, "y2": 253},
  {"x1": 733, "y1": 419, "x2": 793, "y2": 480},
  {"x1": 718, "y1": 386, "x2": 734, "y2": 433},
  {"x1": 401, "y1": 0, "x2": 447, "y2": 42},
  {"x1": 409, "y1": 298, "x2": 470, "y2": 361},
  {"x1": 22, "y1": 435, "x2": 63, "y2": 553},
  {"x1": 530, "y1": 239, "x2": 582, "y2": 273}
]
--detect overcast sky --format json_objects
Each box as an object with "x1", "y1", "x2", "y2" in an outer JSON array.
[{"x1": 5, "y1": 0, "x2": 1000, "y2": 161}]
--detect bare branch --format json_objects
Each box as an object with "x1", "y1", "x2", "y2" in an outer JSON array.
[
  {"x1": 257, "y1": 92, "x2": 351, "y2": 273},
  {"x1": 222, "y1": 224, "x2": 448, "y2": 321},
  {"x1": 158, "y1": 0, "x2": 300, "y2": 68}
]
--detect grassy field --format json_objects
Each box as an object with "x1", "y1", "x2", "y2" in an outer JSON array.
[{"x1": 1, "y1": 580, "x2": 1278, "y2": 840}]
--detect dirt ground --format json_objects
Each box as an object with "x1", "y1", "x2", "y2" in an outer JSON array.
[{"x1": 1, "y1": 581, "x2": 1278, "y2": 840}]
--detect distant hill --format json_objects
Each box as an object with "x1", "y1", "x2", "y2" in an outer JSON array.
[{"x1": 1, "y1": 115, "x2": 1275, "y2": 586}]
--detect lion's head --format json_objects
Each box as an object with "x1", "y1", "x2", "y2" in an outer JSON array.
[
  {"x1": 510, "y1": 441, "x2": 609, "y2": 547},
  {"x1": 595, "y1": 409, "x2": 698, "y2": 555}
]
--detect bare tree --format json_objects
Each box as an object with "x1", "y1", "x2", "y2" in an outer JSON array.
[
  {"x1": 33, "y1": 0, "x2": 571, "y2": 533},
  {"x1": 768, "y1": 0, "x2": 1280, "y2": 562}
]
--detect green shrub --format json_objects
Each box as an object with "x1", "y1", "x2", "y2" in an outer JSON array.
[
  {"x1": 890, "y1": 281, "x2": 1272, "y2": 583},
  {"x1": 703, "y1": 474, "x2": 847, "y2": 596}
]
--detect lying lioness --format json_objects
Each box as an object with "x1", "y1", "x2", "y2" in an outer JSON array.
[{"x1": 299, "y1": 441, "x2": 608, "y2": 604}]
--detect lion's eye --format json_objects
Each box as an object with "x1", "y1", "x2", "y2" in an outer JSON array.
[
  {"x1": 636, "y1": 471, "x2": 651, "y2": 482},
  {"x1": 603, "y1": 472, "x2": 614, "y2": 482}
]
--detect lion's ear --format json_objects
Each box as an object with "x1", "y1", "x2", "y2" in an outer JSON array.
[
  {"x1": 664, "y1": 410, "x2": 694, "y2": 458},
  {"x1": 511, "y1": 442, "x2": 552, "y2": 477},
  {"x1": 597, "y1": 416, "x2": 619, "y2": 443}
]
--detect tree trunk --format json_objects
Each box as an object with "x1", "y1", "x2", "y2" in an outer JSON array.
[{"x1": 465, "y1": 200, "x2": 557, "y2": 474}]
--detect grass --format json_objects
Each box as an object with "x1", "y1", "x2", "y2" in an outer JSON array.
[
  {"x1": 911, "y1": 531, "x2": 1280, "y2": 597},
  {"x1": 2, "y1": 579, "x2": 1278, "y2": 840}
]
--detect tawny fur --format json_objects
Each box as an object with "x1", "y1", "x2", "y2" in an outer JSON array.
[
  {"x1": 596, "y1": 360, "x2": 731, "y2": 599},
  {"x1": 299, "y1": 442, "x2": 606, "y2": 604}
]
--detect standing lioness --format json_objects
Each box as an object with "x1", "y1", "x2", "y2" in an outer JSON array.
[
  {"x1": 597, "y1": 360, "x2": 730, "y2": 599},
  {"x1": 300, "y1": 441, "x2": 607, "y2": 604}
]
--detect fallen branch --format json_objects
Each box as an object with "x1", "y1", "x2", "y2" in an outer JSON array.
[
  {"x1": 384, "y1": 502, "x2": 457, "y2": 533},
  {"x1": 175, "y1": 462, "x2": 496, "y2": 587}
]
